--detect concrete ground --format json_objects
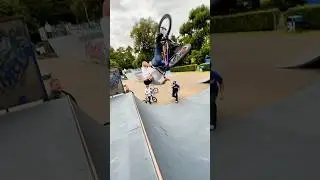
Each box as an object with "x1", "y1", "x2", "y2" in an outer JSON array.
[{"x1": 123, "y1": 71, "x2": 210, "y2": 104}]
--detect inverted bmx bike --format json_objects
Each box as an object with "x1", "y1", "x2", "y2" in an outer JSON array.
[{"x1": 158, "y1": 14, "x2": 191, "y2": 70}]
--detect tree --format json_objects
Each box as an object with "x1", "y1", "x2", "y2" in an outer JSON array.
[
  {"x1": 109, "y1": 46, "x2": 135, "y2": 70},
  {"x1": 130, "y1": 17, "x2": 158, "y2": 61},
  {"x1": 265, "y1": 0, "x2": 305, "y2": 11},
  {"x1": 179, "y1": 5, "x2": 210, "y2": 64},
  {"x1": 211, "y1": 0, "x2": 239, "y2": 15},
  {"x1": 0, "y1": 0, "x2": 41, "y2": 33},
  {"x1": 133, "y1": 52, "x2": 148, "y2": 68},
  {"x1": 179, "y1": 5, "x2": 210, "y2": 51},
  {"x1": 170, "y1": 35, "x2": 178, "y2": 43}
]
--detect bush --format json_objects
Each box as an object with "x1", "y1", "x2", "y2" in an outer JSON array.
[
  {"x1": 212, "y1": 8, "x2": 281, "y2": 33},
  {"x1": 198, "y1": 63, "x2": 210, "y2": 71},
  {"x1": 285, "y1": 5, "x2": 320, "y2": 30},
  {"x1": 171, "y1": 64, "x2": 198, "y2": 72}
]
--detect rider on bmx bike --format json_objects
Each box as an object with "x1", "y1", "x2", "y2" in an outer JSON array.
[{"x1": 146, "y1": 14, "x2": 192, "y2": 76}]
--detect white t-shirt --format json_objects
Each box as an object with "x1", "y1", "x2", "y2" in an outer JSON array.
[{"x1": 141, "y1": 67, "x2": 152, "y2": 80}]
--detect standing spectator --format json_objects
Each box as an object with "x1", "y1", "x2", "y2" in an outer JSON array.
[
  {"x1": 211, "y1": 69, "x2": 224, "y2": 131},
  {"x1": 171, "y1": 81, "x2": 180, "y2": 103},
  {"x1": 45, "y1": 22, "x2": 53, "y2": 39}
]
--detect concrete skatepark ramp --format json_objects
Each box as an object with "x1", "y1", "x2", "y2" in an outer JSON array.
[
  {"x1": 278, "y1": 50, "x2": 320, "y2": 69},
  {"x1": 48, "y1": 35, "x2": 87, "y2": 61},
  {"x1": 0, "y1": 97, "x2": 108, "y2": 180},
  {"x1": 212, "y1": 75, "x2": 320, "y2": 180},
  {"x1": 110, "y1": 89, "x2": 210, "y2": 180}
]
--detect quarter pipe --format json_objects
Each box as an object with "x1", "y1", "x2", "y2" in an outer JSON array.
[
  {"x1": 278, "y1": 50, "x2": 320, "y2": 69},
  {"x1": 0, "y1": 97, "x2": 109, "y2": 180},
  {"x1": 110, "y1": 89, "x2": 210, "y2": 180}
]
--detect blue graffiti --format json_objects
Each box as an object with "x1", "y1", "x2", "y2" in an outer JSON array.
[
  {"x1": 0, "y1": 27, "x2": 32, "y2": 95},
  {"x1": 109, "y1": 70, "x2": 121, "y2": 90}
]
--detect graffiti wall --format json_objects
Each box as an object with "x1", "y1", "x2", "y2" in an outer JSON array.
[
  {"x1": 109, "y1": 68, "x2": 124, "y2": 96},
  {"x1": 0, "y1": 17, "x2": 46, "y2": 110},
  {"x1": 85, "y1": 39, "x2": 107, "y2": 64}
]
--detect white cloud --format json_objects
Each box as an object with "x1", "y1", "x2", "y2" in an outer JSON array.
[{"x1": 110, "y1": 0, "x2": 210, "y2": 49}]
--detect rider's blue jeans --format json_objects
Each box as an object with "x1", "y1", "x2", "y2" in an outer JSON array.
[{"x1": 151, "y1": 44, "x2": 166, "y2": 67}]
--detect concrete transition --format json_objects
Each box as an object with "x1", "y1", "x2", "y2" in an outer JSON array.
[
  {"x1": 48, "y1": 35, "x2": 88, "y2": 61},
  {"x1": 278, "y1": 49, "x2": 320, "y2": 69},
  {"x1": 110, "y1": 89, "x2": 210, "y2": 180},
  {"x1": 0, "y1": 97, "x2": 109, "y2": 180},
  {"x1": 212, "y1": 74, "x2": 320, "y2": 180}
]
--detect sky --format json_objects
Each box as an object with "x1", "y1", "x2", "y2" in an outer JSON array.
[{"x1": 110, "y1": 0, "x2": 210, "y2": 49}]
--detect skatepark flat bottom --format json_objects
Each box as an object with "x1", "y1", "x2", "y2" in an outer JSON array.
[
  {"x1": 110, "y1": 89, "x2": 210, "y2": 180},
  {"x1": 123, "y1": 71, "x2": 210, "y2": 105}
]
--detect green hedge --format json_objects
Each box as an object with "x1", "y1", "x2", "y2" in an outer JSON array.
[
  {"x1": 198, "y1": 63, "x2": 210, "y2": 71},
  {"x1": 285, "y1": 5, "x2": 320, "y2": 29},
  {"x1": 212, "y1": 8, "x2": 281, "y2": 33},
  {"x1": 171, "y1": 64, "x2": 198, "y2": 72}
]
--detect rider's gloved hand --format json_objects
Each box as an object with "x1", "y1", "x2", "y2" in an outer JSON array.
[{"x1": 156, "y1": 33, "x2": 163, "y2": 43}]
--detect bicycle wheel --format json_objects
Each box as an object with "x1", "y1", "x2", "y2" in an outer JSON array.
[
  {"x1": 158, "y1": 14, "x2": 172, "y2": 37},
  {"x1": 153, "y1": 88, "x2": 159, "y2": 93},
  {"x1": 152, "y1": 97, "x2": 158, "y2": 103}
]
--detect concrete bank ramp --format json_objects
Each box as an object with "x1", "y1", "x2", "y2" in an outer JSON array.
[
  {"x1": 48, "y1": 35, "x2": 87, "y2": 61},
  {"x1": 110, "y1": 93, "x2": 160, "y2": 180},
  {"x1": 110, "y1": 89, "x2": 210, "y2": 180},
  {"x1": 0, "y1": 97, "x2": 108, "y2": 180}
]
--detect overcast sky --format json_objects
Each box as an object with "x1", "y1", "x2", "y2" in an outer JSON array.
[{"x1": 110, "y1": 0, "x2": 210, "y2": 49}]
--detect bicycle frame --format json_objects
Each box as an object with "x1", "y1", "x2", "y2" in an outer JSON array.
[{"x1": 161, "y1": 38, "x2": 171, "y2": 66}]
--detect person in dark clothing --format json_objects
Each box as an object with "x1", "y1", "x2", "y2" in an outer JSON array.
[
  {"x1": 172, "y1": 81, "x2": 180, "y2": 103},
  {"x1": 211, "y1": 69, "x2": 224, "y2": 131},
  {"x1": 49, "y1": 78, "x2": 78, "y2": 104},
  {"x1": 151, "y1": 33, "x2": 167, "y2": 69}
]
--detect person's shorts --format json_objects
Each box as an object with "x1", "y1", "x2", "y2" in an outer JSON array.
[{"x1": 144, "y1": 79, "x2": 152, "y2": 85}]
